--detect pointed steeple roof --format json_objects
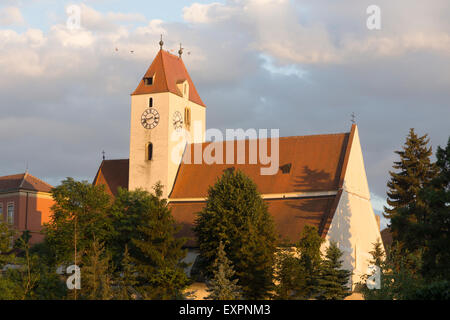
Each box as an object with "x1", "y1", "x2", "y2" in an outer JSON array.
[{"x1": 132, "y1": 49, "x2": 206, "y2": 107}]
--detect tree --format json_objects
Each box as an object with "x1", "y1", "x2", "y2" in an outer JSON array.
[
  {"x1": 0, "y1": 218, "x2": 15, "y2": 268},
  {"x1": 296, "y1": 226, "x2": 324, "y2": 299},
  {"x1": 81, "y1": 238, "x2": 113, "y2": 300},
  {"x1": 384, "y1": 129, "x2": 437, "y2": 250},
  {"x1": 45, "y1": 178, "x2": 113, "y2": 266},
  {"x1": 317, "y1": 242, "x2": 352, "y2": 300},
  {"x1": 114, "y1": 245, "x2": 138, "y2": 300},
  {"x1": 0, "y1": 231, "x2": 66, "y2": 300},
  {"x1": 206, "y1": 241, "x2": 242, "y2": 300},
  {"x1": 416, "y1": 137, "x2": 450, "y2": 280},
  {"x1": 131, "y1": 184, "x2": 189, "y2": 300},
  {"x1": 195, "y1": 169, "x2": 276, "y2": 299},
  {"x1": 274, "y1": 248, "x2": 304, "y2": 300}
]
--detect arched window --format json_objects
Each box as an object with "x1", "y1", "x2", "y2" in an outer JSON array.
[
  {"x1": 147, "y1": 143, "x2": 153, "y2": 161},
  {"x1": 149, "y1": 97, "x2": 153, "y2": 108},
  {"x1": 184, "y1": 107, "x2": 191, "y2": 130}
]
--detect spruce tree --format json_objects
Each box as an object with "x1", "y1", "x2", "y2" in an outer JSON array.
[
  {"x1": 296, "y1": 226, "x2": 324, "y2": 299},
  {"x1": 131, "y1": 183, "x2": 189, "y2": 300},
  {"x1": 195, "y1": 169, "x2": 276, "y2": 299},
  {"x1": 115, "y1": 245, "x2": 138, "y2": 300},
  {"x1": 81, "y1": 239, "x2": 113, "y2": 300},
  {"x1": 317, "y1": 242, "x2": 352, "y2": 300},
  {"x1": 384, "y1": 128, "x2": 437, "y2": 250},
  {"x1": 206, "y1": 241, "x2": 242, "y2": 300},
  {"x1": 418, "y1": 137, "x2": 450, "y2": 280}
]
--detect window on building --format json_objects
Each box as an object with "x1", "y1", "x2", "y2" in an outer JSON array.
[
  {"x1": 144, "y1": 77, "x2": 153, "y2": 85},
  {"x1": 147, "y1": 143, "x2": 153, "y2": 161},
  {"x1": 184, "y1": 107, "x2": 191, "y2": 130},
  {"x1": 149, "y1": 97, "x2": 153, "y2": 108},
  {"x1": 0, "y1": 203, "x2": 3, "y2": 221},
  {"x1": 7, "y1": 203, "x2": 14, "y2": 225},
  {"x1": 184, "y1": 84, "x2": 187, "y2": 95}
]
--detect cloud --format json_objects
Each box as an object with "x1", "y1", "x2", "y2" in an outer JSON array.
[{"x1": 0, "y1": 6, "x2": 24, "y2": 26}]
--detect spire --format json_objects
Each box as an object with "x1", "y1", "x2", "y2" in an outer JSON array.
[
  {"x1": 159, "y1": 34, "x2": 164, "y2": 50},
  {"x1": 351, "y1": 112, "x2": 356, "y2": 124},
  {"x1": 178, "y1": 43, "x2": 184, "y2": 58}
]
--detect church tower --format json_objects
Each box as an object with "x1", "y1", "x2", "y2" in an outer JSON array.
[{"x1": 129, "y1": 42, "x2": 206, "y2": 198}]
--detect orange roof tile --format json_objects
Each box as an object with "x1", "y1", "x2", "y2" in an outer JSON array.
[
  {"x1": 0, "y1": 172, "x2": 53, "y2": 193},
  {"x1": 93, "y1": 159, "x2": 129, "y2": 197},
  {"x1": 169, "y1": 196, "x2": 338, "y2": 247},
  {"x1": 132, "y1": 50, "x2": 206, "y2": 107},
  {"x1": 169, "y1": 132, "x2": 350, "y2": 198}
]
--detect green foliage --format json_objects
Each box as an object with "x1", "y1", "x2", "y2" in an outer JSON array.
[
  {"x1": 80, "y1": 238, "x2": 113, "y2": 300},
  {"x1": 131, "y1": 184, "x2": 189, "y2": 300},
  {"x1": 416, "y1": 137, "x2": 450, "y2": 280},
  {"x1": 0, "y1": 231, "x2": 66, "y2": 300},
  {"x1": 384, "y1": 128, "x2": 437, "y2": 251},
  {"x1": 45, "y1": 178, "x2": 113, "y2": 265},
  {"x1": 114, "y1": 245, "x2": 138, "y2": 300},
  {"x1": 359, "y1": 241, "x2": 424, "y2": 300},
  {"x1": 275, "y1": 226, "x2": 329, "y2": 300},
  {"x1": 0, "y1": 218, "x2": 15, "y2": 268},
  {"x1": 296, "y1": 226, "x2": 324, "y2": 299},
  {"x1": 206, "y1": 241, "x2": 242, "y2": 300},
  {"x1": 195, "y1": 169, "x2": 276, "y2": 299},
  {"x1": 317, "y1": 242, "x2": 352, "y2": 300}
]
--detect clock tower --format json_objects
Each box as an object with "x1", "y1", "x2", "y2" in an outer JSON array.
[{"x1": 129, "y1": 45, "x2": 206, "y2": 198}]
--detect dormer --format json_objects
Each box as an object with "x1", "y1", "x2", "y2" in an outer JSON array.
[
  {"x1": 144, "y1": 73, "x2": 155, "y2": 86},
  {"x1": 176, "y1": 79, "x2": 189, "y2": 100}
]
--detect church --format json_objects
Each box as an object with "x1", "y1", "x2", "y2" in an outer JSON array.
[{"x1": 93, "y1": 41, "x2": 383, "y2": 288}]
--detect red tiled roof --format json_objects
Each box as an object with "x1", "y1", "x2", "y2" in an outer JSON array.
[
  {"x1": 0, "y1": 173, "x2": 53, "y2": 193},
  {"x1": 169, "y1": 132, "x2": 350, "y2": 198},
  {"x1": 169, "y1": 196, "x2": 339, "y2": 247},
  {"x1": 93, "y1": 159, "x2": 129, "y2": 197},
  {"x1": 132, "y1": 50, "x2": 206, "y2": 107}
]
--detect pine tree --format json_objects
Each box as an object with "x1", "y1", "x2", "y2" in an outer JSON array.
[
  {"x1": 418, "y1": 137, "x2": 450, "y2": 280},
  {"x1": 131, "y1": 183, "x2": 189, "y2": 300},
  {"x1": 317, "y1": 242, "x2": 352, "y2": 300},
  {"x1": 195, "y1": 169, "x2": 276, "y2": 299},
  {"x1": 384, "y1": 129, "x2": 437, "y2": 250},
  {"x1": 206, "y1": 241, "x2": 242, "y2": 300},
  {"x1": 296, "y1": 226, "x2": 324, "y2": 299},
  {"x1": 115, "y1": 245, "x2": 138, "y2": 300},
  {"x1": 81, "y1": 239, "x2": 113, "y2": 300},
  {"x1": 273, "y1": 248, "x2": 304, "y2": 300}
]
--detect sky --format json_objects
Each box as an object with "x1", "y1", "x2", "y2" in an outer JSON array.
[{"x1": 1, "y1": 0, "x2": 449, "y2": 230}]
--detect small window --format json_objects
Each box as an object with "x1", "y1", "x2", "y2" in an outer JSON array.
[
  {"x1": 147, "y1": 143, "x2": 153, "y2": 161},
  {"x1": 184, "y1": 84, "x2": 187, "y2": 95},
  {"x1": 279, "y1": 163, "x2": 292, "y2": 174},
  {"x1": 0, "y1": 203, "x2": 3, "y2": 221},
  {"x1": 149, "y1": 97, "x2": 153, "y2": 108},
  {"x1": 144, "y1": 77, "x2": 153, "y2": 85},
  {"x1": 7, "y1": 203, "x2": 14, "y2": 224},
  {"x1": 184, "y1": 107, "x2": 191, "y2": 130}
]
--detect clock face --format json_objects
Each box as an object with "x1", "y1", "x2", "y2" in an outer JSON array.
[
  {"x1": 172, "y1": 111, "x2": 183, "y2": 131},
  {"x1": 141, "y1": 108, "x2": 160, "y2": 129}
]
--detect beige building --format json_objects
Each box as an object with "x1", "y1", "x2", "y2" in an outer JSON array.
[{"x1": 94, "y1": 46, "x2": 384, "y2": 289}]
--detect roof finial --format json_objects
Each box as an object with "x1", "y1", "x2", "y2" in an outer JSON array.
[
  {"x1": 102, "y1": 150, "x2": 106, "y2": 161},
  {"x1": 25, "y1": 161, "x2": 29, "y2": 174},
  {"x1": 159, "y1": 34, "x2": 164, "y2": 50},
  {"x1": 351, "y1": 112, "x2": 356, "y2": 124},
  {"x1": 178, "y1": 43, "x2": 184, "y2": 58}
]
